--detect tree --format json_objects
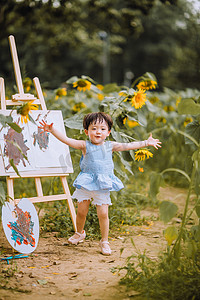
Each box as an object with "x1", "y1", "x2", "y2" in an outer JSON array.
[
  {"x1": 0, "y1": 0, "x2": 180, "y2": 88},
  {"x1": 119, "y1": 0, "x2": 200, "y2": 89}
]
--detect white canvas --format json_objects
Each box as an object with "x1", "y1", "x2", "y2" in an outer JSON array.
[
  {"x1": 0, "y1": 110, "x2": 73, "y2": 175},
  {"x1": 0, "y1": 113, "x2": 34, "y2": 172},
  {"x1": 29, "y1": 110, "x2": 71, "y2": 168},
  {"x1": 2, "y1": 198, "x2": 39, "y2": 254}
]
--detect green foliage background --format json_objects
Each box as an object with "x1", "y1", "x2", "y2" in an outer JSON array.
[
  {"x1": 0, "y1": 1, "x2": 200, "y2": 297},
  {"x1": 0, "y1": 0, "x2": 199, "y2": 89}
]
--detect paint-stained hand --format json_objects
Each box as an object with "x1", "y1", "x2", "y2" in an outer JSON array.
[
  {"x1": 147, "y1": 133, "x2": 162, "y2": 149},
  {"x1": 38, "y1": 120, "x2": 53, "y2": 133}
]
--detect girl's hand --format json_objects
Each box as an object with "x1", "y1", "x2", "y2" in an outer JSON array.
[
  {"x1": 147, "y1": 133, "x2": 162, "y2": 149},
  {"x1": 38, "y1": 120, "x2": 53, "y2": 133}
]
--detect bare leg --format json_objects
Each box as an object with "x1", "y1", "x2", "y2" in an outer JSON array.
[
  {"x1": 76, "y1": 200, "x2": 90, "y2": 233},
  {"x1": 68, "y1": 200, "x2": 90, "y2": 244},
  {"x1": 96, "y1": 204, "x2": 109, "y2": 241}
]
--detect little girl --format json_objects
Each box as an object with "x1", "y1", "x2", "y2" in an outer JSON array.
[{"x1": 39, "y1": 112, "x2": 161, "y2": 255}]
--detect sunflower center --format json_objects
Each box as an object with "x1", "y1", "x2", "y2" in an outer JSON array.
[
  {"x1": 21, "y1": 104, "x2": 30, "y2": 116},
  {"x1": 77, "y1": 80, "x2": 87, "y2": 87}
]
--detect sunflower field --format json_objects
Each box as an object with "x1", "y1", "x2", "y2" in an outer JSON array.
[{"x1": 0, "y1": 72, "x2": 200, "y2": 299}]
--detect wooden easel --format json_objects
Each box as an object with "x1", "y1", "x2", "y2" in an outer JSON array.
[{"x1": 0, "y1": 35, "x2": 77, "y2": 231}]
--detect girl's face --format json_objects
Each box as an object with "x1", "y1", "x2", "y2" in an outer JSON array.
[{"x1": 84, "y1": 119, "x2": 111, "y2": 145}]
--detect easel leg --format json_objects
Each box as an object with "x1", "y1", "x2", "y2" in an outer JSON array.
[
  {"x1": 6, "y1": 178, "x2": 15, "y2": 255},
  {"x1": 60, "y1": 176, "x2": 77, "y2": 232},
  {"x1": 6, "y1": 177, "x2": 15, "y2": 205},
  {"x1": 35, "y1": 177, "x2": 44, "y2": 198},
  {"x1": 0, "y1": 77, "x2": 6, "y2": 110}
]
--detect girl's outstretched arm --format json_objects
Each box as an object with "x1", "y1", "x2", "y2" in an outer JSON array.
[
  {"x1": 39, "y1": 120, "x2": 86, "y2": 151},
  {"x1": 112, "y1": 133, "x2": 162, "y2": 152}
]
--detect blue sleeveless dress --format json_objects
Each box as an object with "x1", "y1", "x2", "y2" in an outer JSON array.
[{"x1": 73, "y1": 141, "x2": 124, "y2": 191}]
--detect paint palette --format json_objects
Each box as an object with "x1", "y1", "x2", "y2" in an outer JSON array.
[{"x1": 2, "y1": 198, "x2": 39, "y2": 254}]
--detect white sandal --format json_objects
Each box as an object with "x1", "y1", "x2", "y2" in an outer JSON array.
[
  {"x1": 68, "y1": 230, "x2": 86, "y2": 245},
  {"x1": 99, "y1": 240, "x2": 111, "y2": 255}
]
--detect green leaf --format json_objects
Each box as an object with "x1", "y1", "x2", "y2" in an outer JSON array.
[
  {"x1": 0, "y1": 114, "x2": 13, "y2": 127},
  {"x1": 7, "y1": 122, "x2": 22, "y2": 133},
  {"x1": 0, "y1": 182, "x2": 6, "y2": 205},
  {"x1": 122, "y1": 151, "x2": 132, "y2": 162},
  {"x1": 118, "y1": 153, "x2": 133, "y2": 175},
  {"x1": 5, "y1": 115, "x2": 13, "y2": 123},
  {"x1": 164, "y1": 226, "x2": 178, "y2": 246},
  {"x1": 37, "y1": 279, "x2": 48, "y2": 285},
  {"x1": 195, "y1": 206, "x2": 200, "y2": 218},
  {"x1": 161, "y1": 168, "x2": 191, "y2": 182},
  {"x1": 192, "y1": 149, "x2": 200, "y2": 162},
  {"x1": 185, "y1": 121, "x2": 200, "y2": 145},
  {"x1": 0, "y1": 114, "x2": 6, "y2": 127},
  {"x1": 9, "y1": 159, "x2": 21, "y2": 177},
  {"x1": 64, "y1": 114, "x2": 83, "y2": 130},
  {"x1": 103, "y1": 83, "x2": 121, "y2": 93},
  {"x1": 190, "y1": 225, "x2": 200, "y2": 242},
  {"x1": 28, "y1": 114, "x2": 37, "y2": 125},
  {"x1": 194, "y1": 168, "x2": 200, "y2": 195},
  {"x1": 159, "y1": 201, "x2": 178, "y2": 223},
  {"x1": 145, "y1": 100, "x2": 159, "y2": 113},
  {"x1": 81, "y1": 75, "x2": 96, "y2": 84},
  {"x1": 90, "y1": 84, "x2": 101, "y2": 93},
  {"x1": 178, "y1": 98, "x2": 200, "y2": 115},
  {"x1": 83, "y1": 293, "x2": 92, "y2": 296},
  {"x1": 120, "y1": 247, "x2": 124, "y2": 256},
  {"x1": 66, "y1": 76, "x2": 79, "y2": 84},
  {"x1": 137, "y1": 109, "x2": 147, "y2": 127},
  {"x1": 142, "y1": 72, "x2": 157, "y2": 82},
  {"x1": 125, "y1": 113, "x2": 138, "y2": 122},
  {"x1": 114, "y1": 162, "x2": 129, "y2": 181},
  {"x1": 111, "y1": 129, "x2": 129, "y2": 143},
  {"x1": 177, "y1": 129, "x2": 199, "y2": 147},
  {"x1": 186, "y1": 240, "x2": 197, "y2": 258}
]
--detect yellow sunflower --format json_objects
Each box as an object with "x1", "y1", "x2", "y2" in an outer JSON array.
[
  {"x1": 23, "y1": 77, "x2": 32, "y2": 92},
  {"x1": 123, "y1": 117, "x2": 127, "y2": 125},
  {"x1": 119, "y1": 91, "x2": 128, "y2": 98},
  {"x1": 127, "y1": 120, "x2": 139, "y2": 128},
  {"x1": 156, "y1": 117, "x2": 167, "y2": 124},
  {"x1": 135, "y1": 149, "x2": 153, "y2": 161},
  {"x1": 97, "y1": 93, "x2": 104, "y2": 101},
  {"x1": 164, "y1": 105, "x2": 175, "y2": 112},
  {"x1": 96, "y1": 84, "x2": 104, "y2": 90},
  {"x1": 55, "y1": 88, "x2": 67, "y2": 100},
  {"x1": 73, "y1": 79, "x2": 92, "y2": 92},
  {"x1": 72, "y1": 102, "x2": 87, "y2": 112},
  {"x1": 176, "y1": 96, "x2": 181, "y2": 107},
  {"x1": 124, "y1": 95, "x2": 133, "y2": 102},
  {"x1": 184, "y1": 117, "x2": 193, "y2": 127},
  {"x1": 131, "y1": 89, "x2": 147, "y2": 109},
  {"x1": 137, "y1": 80, "x2": 157, "y2": 91},
  {"x1": 123, "y1": 117, "x2": 139, "y2": 128},
  {"x1": 149, "y1": 96, "x2": 159, "y2": 104},
  {"x1": 17, "y1": 101, "x2": 38, "y2": 123}
]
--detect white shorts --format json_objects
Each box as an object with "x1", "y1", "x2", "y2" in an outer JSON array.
[{"x1": 72, "y1": 187, "x2": 112, "y2": 206}]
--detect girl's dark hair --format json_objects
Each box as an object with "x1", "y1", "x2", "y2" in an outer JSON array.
[{"x1": 83, "y1": 112, "x2": 113, "y2": 131}]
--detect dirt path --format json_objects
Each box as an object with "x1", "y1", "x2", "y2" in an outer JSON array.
[{"x1": 0, "y1": 187, "x2": 189, "y2": 300}]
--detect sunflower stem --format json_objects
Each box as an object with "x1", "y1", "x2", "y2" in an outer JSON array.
[{"x1": 170, "y1": 153, "x2": 197, "y2": 259}]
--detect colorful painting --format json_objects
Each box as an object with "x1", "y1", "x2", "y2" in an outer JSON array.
[
  {"x1": 33, "y1": 127, "x2": 50, "y2": 151},
  {"x1": 4, "y1": 125, "x2": 30, "y2": 171},
  {"x1": 7, "y1": 204, "x2": 35, "y2": 247},
  {"x1": 0, "y1": 110, "x2": 73, "y2": 175},
  {"x1": 2, "y1": 198, "x2": 39, "y2": 254},
  {"x1": 29, "y1": 110, "x2": 73, "y2": 169}
]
